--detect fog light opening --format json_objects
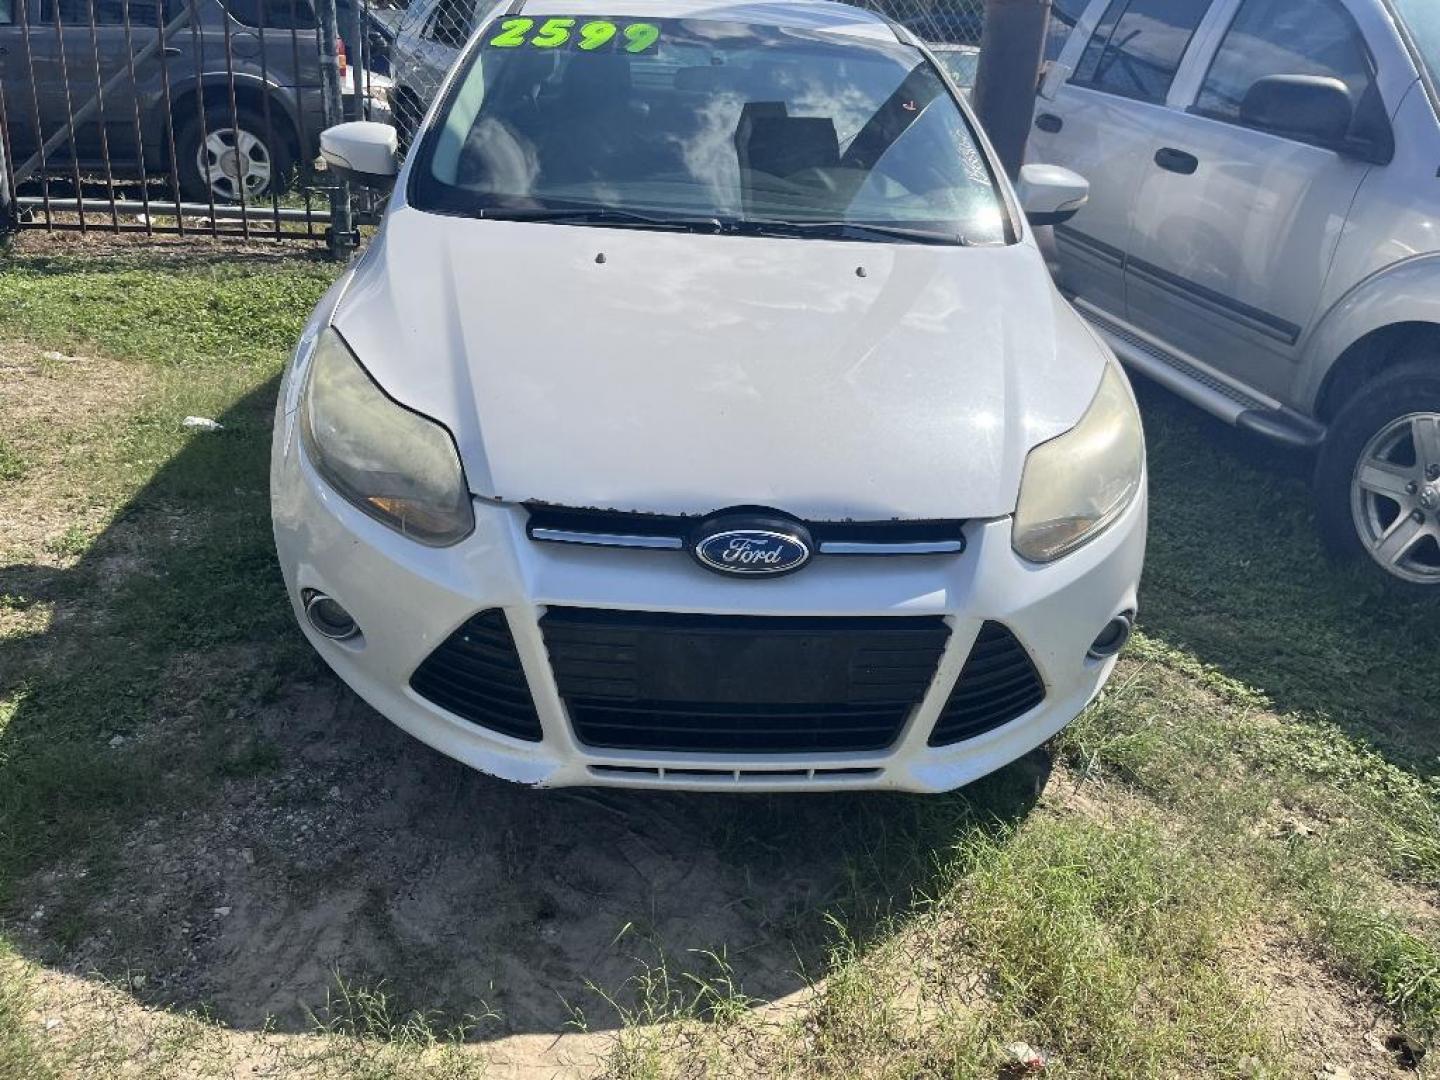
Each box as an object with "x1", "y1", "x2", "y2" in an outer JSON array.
[
  {"x1": 1088, "y1": 612, "x2": 1134, "y2": 660},
  {"x1": 303, "y1": 590, "x2": 359, "y2": 641}
]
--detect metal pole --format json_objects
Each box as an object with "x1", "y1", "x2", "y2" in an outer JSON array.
[
  {"x1": 972, "y1": 0, "x2": 1052, "y2": 179},
  {"x1": 0, "y1": 88, "x2": 16, "y2": 233},
  {"x1": 315, "y1": 0, "x2": 354, "y2": 259},
  {"x1": 0, "y1": 111, "x2": 14, "y2": 234},
  {"x1": 346, "y1": 1, "x2": 367, "y2": 120}
]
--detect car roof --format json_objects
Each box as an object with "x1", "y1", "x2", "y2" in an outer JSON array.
[{"x1": 514, "y1": 0, "x2": 904, "y2": 43}]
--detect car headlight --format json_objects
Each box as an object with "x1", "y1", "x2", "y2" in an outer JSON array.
[
  {"x1": 299, "y1": 328, "x2": 474, "y2": 546},
  {"x1": 1012, "y1": 363, "x2": 1144, "y2": 563}
]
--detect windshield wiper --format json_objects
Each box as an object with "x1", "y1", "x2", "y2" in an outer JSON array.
[
  {"x1": 737, "y1": 219, "x2": 970, "y2": 245},
  {"x1": 477, "y1": 207, "x2": 728, "y2": 233},
  {"x1": 475, "y1": 208, "x2": 968, "y2": 245}
]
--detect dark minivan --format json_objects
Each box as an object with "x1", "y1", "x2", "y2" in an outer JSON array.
[{"x1": 0, "y1": 0, "x2": 387, "y2": 201}]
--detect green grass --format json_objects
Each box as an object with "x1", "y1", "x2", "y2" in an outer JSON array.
[
  {"x1": 1, "y1": 251, "x2": 1439, "y2": 1077},
  {"x1": 0, "y1": 944, "x2": 56, "y2": 1080},
  {"x1": 0, "y1": 439, "x2": 24, "y2": 484},
  {"x1": 1137, "y1": 396, "x2": 1440, "y2": 764},
  {"x1": 0, "y1": 253, "x2": 333, "y2": 371},
  {"x1": 1061, "y1": 636, "x2": 1440, "y2": 1044},
  {"x1": 600, "y1": 810, "x2": 1284, "y2": 1079},
  {"x1": 0, "y1": 254, "x2": 332, "y2": 922}
]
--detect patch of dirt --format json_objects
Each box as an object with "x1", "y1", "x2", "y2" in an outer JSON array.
[
  {"x1": 0, "y1": 342, "x2": 147, "y2": 567},
  {"x1": 8, "y1": 673, "x2": 910, "y2": 1049},
  {"x1": 8, "y1": 224, "x2": 333, "y2": 263},
  {"x1": 13, "y1": 953, "x2": 614, "y2": 1078},
  {"x1": 1229, "y1": 925, "x2": 1413, "y2": 1080}
]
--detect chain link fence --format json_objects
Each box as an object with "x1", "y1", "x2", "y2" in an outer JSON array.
[
  {"x1": 386, "y1": 0, "x2": 990, "y2": 154},
  {"x1": 868, "y1": 0, "x2": 987, "y2": 46}
]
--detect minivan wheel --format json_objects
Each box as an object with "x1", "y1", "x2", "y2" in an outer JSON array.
[
  {"x1": 1315, "y1": 363, "x2": 1440, "y2": 591},
  {"x1": 176, "y1": 107, "x2": 293, "y2": 203}
]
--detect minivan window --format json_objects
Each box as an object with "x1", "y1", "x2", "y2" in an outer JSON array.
[
  {"x1": 41, "y1": 0, "x2": 168, "y2": 23},
  {"x1": 1195, "y1": 0, "x2": 1376, "y2": 130},
  {"x1": 1071, "y1": 0, "x2": 1210, "y2": 104},
  {"x1": 411, "y1": 17, "x2": 1010, "y2": 245},
  {"x1": 226, "y1": 0, "x2": 317, "y2": 29},
  {"x1": 52, "y1": 0, "x2": 324, "y2": 29}
]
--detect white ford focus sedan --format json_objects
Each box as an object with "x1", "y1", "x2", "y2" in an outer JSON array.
[{"x1": 271, "y1": 0, "x2": 1147, "y2": 792}]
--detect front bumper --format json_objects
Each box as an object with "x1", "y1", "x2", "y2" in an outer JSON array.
[{"x1": 271, "y1": 430, "x2": 1145, "y2": 793}]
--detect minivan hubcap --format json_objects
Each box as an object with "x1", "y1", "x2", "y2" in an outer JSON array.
[
  {"x1": 1351, "y1": 412, "x2": 1440, "y2": 584},
  {"x1": 197, "y1": 127, "x2": 272, "y2": 202}
]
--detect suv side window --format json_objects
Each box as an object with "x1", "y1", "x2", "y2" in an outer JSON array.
[
  {"x1": 1194, "y1": 0, "x2": 1378, "y2": 135},
  {"x1": 1071, "y1": 0, "x2": 1211, "y2": 104}
]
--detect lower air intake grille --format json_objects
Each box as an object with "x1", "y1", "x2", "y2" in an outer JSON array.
[
  {"x1": 541, "y1": 608, "x2": 950, "y2": 754},
  {"x1": 928, "y1": 622, "x2": 1046, "y2": 747},
  {"x1": 410, "y1": 610, "x2": 543, "y2": 741}
]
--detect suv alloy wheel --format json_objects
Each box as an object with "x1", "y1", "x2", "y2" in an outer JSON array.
[
  {"x1": 176, "y1": 106, "x2": 294, "y2": 203},
  {"x1": 1316, "y1": 363, "x2": 1440, "y2": 591}
]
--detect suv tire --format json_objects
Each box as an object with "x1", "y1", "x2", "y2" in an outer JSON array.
[
  {"x1": 1315, "y1": 362, "x2": 1440, "y2": 592},
  {"x1": 176, "y1": 105, "x2": 294, "y2": 204}
]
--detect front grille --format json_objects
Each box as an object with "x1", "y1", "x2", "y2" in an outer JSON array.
[
  {"x1": 588, "y1": 764, "x2": 883, "y2": 784},
  {"x1": 928, "y1": 622, "x2": 1046, "y2": 747},
  {"x1": 410, "y1": 610, "x2": 543, "y2": 741},
  {"x1": 540, "y1": 608, "x2": 950, "y2": 754},
  {"x1": 525, "y1": 505, "x2": 966, "y2": 555}
]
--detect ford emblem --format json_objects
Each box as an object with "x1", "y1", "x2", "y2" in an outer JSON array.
[{"x1": 692, "y1": 516, "x2": 813, "y2": 577}]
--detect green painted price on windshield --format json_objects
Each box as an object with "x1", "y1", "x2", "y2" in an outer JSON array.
[{"x1": 487, "y1": 17, "x2": 660, "y2": 52}]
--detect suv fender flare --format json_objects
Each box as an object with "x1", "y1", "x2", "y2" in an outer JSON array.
[
  {"x1": 1298, "y1": 253, "x2": 1440, "y2": 413},
  {"x1": 145, "y1": 73, "x2": 303, "y2": 164}
]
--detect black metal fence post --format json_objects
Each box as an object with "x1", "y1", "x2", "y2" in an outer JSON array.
[
  {"x1": 0, "y1": 120, "x2": 15, "y2": 235},
  {"x1": 315, "y1": 0, "x2": 354, "y2": 259},
  {"x1": 345, "y1": 1, "x2": 366, "y2": 120},
  {"x1": 972, "y1": 0, "x2": 1051, "y2": 179}
]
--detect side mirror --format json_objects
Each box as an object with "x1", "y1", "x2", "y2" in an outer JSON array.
[
  {"x1": 320, "y1": 121, "x2": 399, "y2": 191},
  {"x1": 1240, "y1": 75, "x2": 1352, "y2": 149},
  {"x1": 1017, "y1": 163, "x2": 1088, "y2": 227}
]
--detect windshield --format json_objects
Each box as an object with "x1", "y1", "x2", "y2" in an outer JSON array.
[
  {"x1": 1391, "y1": 0, "x2": 1440, "y2": 86},
  {"x1": 410, "y1": 16, "x2": 1010, "y2": 244}
]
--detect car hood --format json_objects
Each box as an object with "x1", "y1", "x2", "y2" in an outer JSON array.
[{"x1": 332, "y1": 207, "x2": 1108, "y2": 521}]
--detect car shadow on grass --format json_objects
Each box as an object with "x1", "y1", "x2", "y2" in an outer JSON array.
[
  {"x1": 4, "y1": 358, "x2": 1434, "y2": 1048},
  {"x1": 1130, "y1": 376, "x2": 1440, "y2": 773},
  {"x1": 0, "y1": 376, "x2": 1051, "y2": 1041}
]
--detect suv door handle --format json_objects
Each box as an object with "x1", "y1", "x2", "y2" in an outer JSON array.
[
  {"x1": 1155, "y1": 147, "x2": 1199, "y2": 175},
  {"x1": 1035, "y1": 112, "x2": 1063, "y2": 133},
  {"x1": 163, "y1": 46, "x2": 182, "y2": 57}
]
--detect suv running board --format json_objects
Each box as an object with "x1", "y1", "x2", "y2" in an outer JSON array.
[{"x1": 1075, "y1": 301, "x2": 1326, "y2": 451}]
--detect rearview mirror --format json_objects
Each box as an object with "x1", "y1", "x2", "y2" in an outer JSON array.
[
  {"x1": 320, "y1": 121, "x2": 399, "y2": 191},
  {"x1": 1240, "y1": 75, "x2": 1352, "y2": 149},
  {"x1": 1017, "y1": 163, "x2": 1088, "y2": 227}
]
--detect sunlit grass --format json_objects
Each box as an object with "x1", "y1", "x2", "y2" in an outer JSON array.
[{"x1": 0, "y1": 251, "x2": 1437, "y2": 1077}]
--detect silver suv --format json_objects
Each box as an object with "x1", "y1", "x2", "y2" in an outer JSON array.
[{"x1": 1032, "y1": 0, "x2": 1440, "y2": 591}]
